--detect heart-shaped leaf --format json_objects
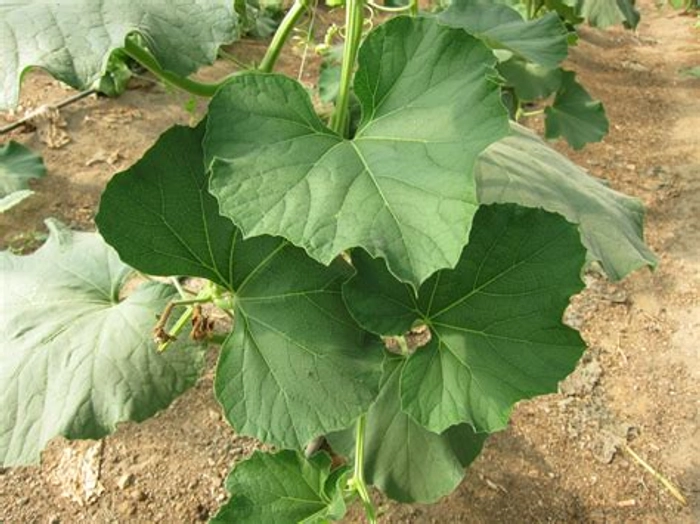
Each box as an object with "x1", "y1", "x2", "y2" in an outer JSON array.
[
  {"x1": 205, "y1": 16, "x2": 509, "y2": 289},
  {"x1": 1, "y1": 0, "x2": 238, "y2": 109},
  {"x1": 437, "y1": 0, "x2": 570, "y2": 69},
  {"x1": 212, "y1": 450, "x2": 349, "y2": 523},
  {"x1": 343, "y1": 204, "x2": 586, "y2": 434},
  {"x1": 0, "y1": 141, "x2": 46, "y2": 212},
  {"x1": 476, "y1": 123, "x2": 657, "y2": 280},
  {"x1": 328, "y1": 356, "x2": 486, "y2": 503},
  {"x1": 97, "y1": 124, "x2": 383, "y2": 449},
  {"x1": 544, "y1": 70, "x2": 609, "y2": 149},
  {"x1": 0, "y1": 220, "x2": 204, "y2": 466}
]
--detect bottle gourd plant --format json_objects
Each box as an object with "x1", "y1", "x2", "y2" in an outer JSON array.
[{"x1": 0, "y1": 0, "x2": 656, "y2": 521}]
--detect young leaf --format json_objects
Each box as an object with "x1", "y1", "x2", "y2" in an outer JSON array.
[
  {"x1": 343, "y1": 204, "x2": 586, "y2": 434},
  {"x1": 476, "y1": 123, "x2": 657, "y2": 280},
  {"x1": 328, "y1": 356, "x2": 487, "y2": 503},
  {"x1": 0, "y1": 141, "x2": 46, "y2": 212},
  {"x1": 544, "y1": 70, "x2": 609, "y2": 149},
  {"x1": 1, "y1": 0, "x2": 238, "y2": 109},
  {"x1": 97, "y1": 124, "x2": 383, "y2": 450},
  {"x1": 212, "y1": 450, "x2": 349, "y2": 523},
  {"x1": 205, "y1": 16, "x2": 509, "y2": 289},
  {"x1": 0, "y1": 220, "x2": 204, "y2": 466},
  {"x1": 437, "y1": 0, "x2": 570, "y2": 69}
]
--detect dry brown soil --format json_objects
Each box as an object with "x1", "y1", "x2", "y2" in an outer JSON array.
[{"x1": 0, "y1": 2, "x2": 698, "y2": 522}]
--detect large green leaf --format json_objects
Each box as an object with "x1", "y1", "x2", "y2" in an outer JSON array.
[
  {"x1": 0, "y1": 220, "x2": 204, "y2": 466},
  {"x1": 476, "y1": 123, "x2": 657, "y2": 280},
  {"x1": 343, "y1": 205, "x2": 586, "y2": 434},
  {"x1": 437, "y1": 0, "x2": 570, "y2": 69},
  {"x1": 544, "y1": 70, "x2": 608, "y2": 149},
  {"x1": 577, "y1": 0, "x2": 640, "y2": 29},
  {"x1": 212, "y1": 450, "x2": 349, "y2": 523},
  {"x1": 329, "y1": 356, "x2": 487, "y2": 503},
  {"x1": 96, "y1": 123, "x2": 236, "y2": 288},
  {"x1": 205, "y1": 16, "x2": 509, "y2": 289},
  {"x1": 96, "y1": 124, "x2": 383, "y2": 450},
  {"x1": 0, "y1": 0, "x2": 238, "y2": 109},
  {"x1": 0, "y1": 141, "x2": 46, "y2": 212}
]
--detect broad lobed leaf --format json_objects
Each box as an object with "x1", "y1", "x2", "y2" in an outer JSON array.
[
  {"x1": 343, "y1": 204, "x2": 587, "y2": 434},
  {"x1": 0, "y1": 220, "x2": 204, "y2": 466},
  {"x1": 437, "y1": 0, "x2": 570, "y2": 69},
  {"x1": 329, "y1": 356, "x2": 486, "y2": 503},
  {"x1": 205, "y1": 16, "x2": 509, "y2": 289},
  {"x1": 0, "y1": 0, "x2": 238, "y2": 109},
  {"x1": 97, "y1": 124, "x2": 384, "y2": 450},
  {"x1": 212, "y1": 450, "x2": 349, "y2": 523}
]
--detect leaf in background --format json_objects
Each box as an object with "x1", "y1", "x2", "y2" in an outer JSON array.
[
  {"x1": 544, "y1": 70, "x2": 609, "y2": 149},
  {"x1": 328, "y1": 356, "x2": 487, "y2": 503},
  {"x1": 577, "y1": 0, "x2": 640, "y2": 29},
  {"x1": 0, "y1": 220, "x2": 204, "y2": 466},
  {"x1": 212, "y1": 450, "x2": 349, "y2": 523},
  {"x1": 1, "y1": 0, "x2": 238, "y2": 109},
  {"x1": 497, "y1": 58, "x2": 563, "y2": 101},
  {"x1": 205, "y1": 17, "x2": 508, "y2": 289},
  {"x1": 437, "y1": 0, "x2": 570, "y2": 69},
  {"x1": 476, "y1": 123, "x2": 657, "y2": 280},
  {"x1": 343, "y1": 205, "x2": 586, "y2": 434},
  {"x1": 97, "y1": 124, "x2": 383, "y2": 450},
  {"x1": 0, "y1": 141, "x2": 46, "y2": 212}
]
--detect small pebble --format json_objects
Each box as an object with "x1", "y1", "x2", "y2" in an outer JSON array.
[{"x1": 117, "y1": 472, "x2": 135, "y2": 490}]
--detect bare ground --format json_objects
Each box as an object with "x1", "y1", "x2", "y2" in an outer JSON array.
[{"x1": 0, "y1": 1, "x2": 698, "y2": 522}]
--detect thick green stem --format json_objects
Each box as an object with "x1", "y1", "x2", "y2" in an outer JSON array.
[
  {"x1": 259, "y1": 0, "x2": 310, "y2": 73},
  {"x1": 350, "y1": 415, "x2": 376, "y2": 524},
  {"x1": 409, "y1": 0, "x2": 419, "y2": 17},
  {"x1": 329, "y1": 0, "x2": 364, "y2": 136},
  {"x1": 123, "y1": 39, "x2": 223, "y2": 97}
]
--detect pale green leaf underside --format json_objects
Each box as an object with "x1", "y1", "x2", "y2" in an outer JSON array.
[
  {"x1": 344, "y1": 205, "x2": 586, "y2": 434},
  {"x1": 0, "y1": 141, "x2": 46, "y2": 197},
  {"x1": 437, "y1": 0, "x2": 569, "y2": 69},
  {"x1": 96, "y1": 124, "x2": 383, "y2": 450},
  {"x1": 544, "y1": 70, "x2": 609, "y2": 149},
  {"x1": 0, "y1": 220, "x2": 204, "y2": 466},
  {"x1": 577, "y1": 0, "x2": 640, "y2": 28},
  {"x1": 476, "y1": 123, "x2": 657, "y2": 280},
  {"x1": 206, "y1": 16, "x2": 509, "y2": 288},
  {"x1": 0, "y1": 0, "x2": 237, "y2": 109},
  {"x1": 212, "y1": 450, "x2": 348, "y2": 523},
  {"x1": 329, "y1": 356, "x2": 486, "y2": 503}
]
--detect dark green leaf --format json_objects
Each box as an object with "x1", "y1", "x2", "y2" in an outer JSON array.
[
  {"x1": 476, "y1": 123, "x2": 657, "y2": 280},
  {"x1": 544, "y1": 70, "x2": 609, "y2": 149},
  {"x1": 497, "y1": 58, "x2": 563, "y2": 101},
  {"x1": 1, "y1": 0, "x2": 238, "y2": 109},
  {"x1": 205, "y1": 17, "x2": 509, "y2": 289},
  {"x1": 329, "y1": 356, "x2": 486, "y2": 503},
  {"x1": 437, "y1": 0, "x2": 570, "y2": 68},
  {"x1": 343, "y1": 205, "x2": 586, "y2": 433},
  {"x1": 97, "y1": 124, "x2": 383, "y2": 450},
  {"x1": 97, "y1": 123, "x2": 237, "y2": 288},
  {"x1": 212, "y1": 450, "x2": 349, "y2": 523},
  {"x1": 0, "y1": 220, "x2": 204, "y2": 466}
]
